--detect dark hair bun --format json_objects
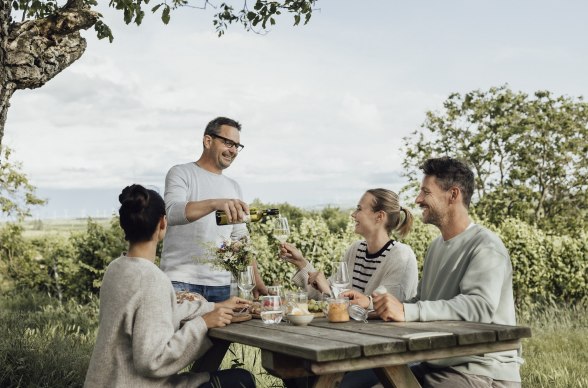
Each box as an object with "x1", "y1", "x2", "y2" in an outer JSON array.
[
  {"x1": 118, "y1": 184, "x2": 166, "y2": 243},
  {"x1": 119, "y1": 184, "x2": 149, "y2": 212}
]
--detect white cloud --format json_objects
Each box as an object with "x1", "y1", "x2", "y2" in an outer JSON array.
[{"x1": 4, "y1": 0, "x2": 588, "y2": 218}]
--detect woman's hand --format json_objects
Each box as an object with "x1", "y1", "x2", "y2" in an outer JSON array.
[
  {"x1": 340, "y1": 289, "x2": 370, "y2": 309},
  {"x1": 215, "y1": 296, "x2": 250, "y2": 311},
  {"x1": 308, "y1": 271, "x2": 331, "y2": 294},
  {"x1": 279, "y1": 243, "x2": 308, "y2": 270},
  {"x1": 202, "y1": 307, "x2": 233, "y2": 328}
]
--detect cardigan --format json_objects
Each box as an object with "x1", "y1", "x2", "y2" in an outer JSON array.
[{"x1": 84, "y1": 255, "x2": 216, "y2": 387}]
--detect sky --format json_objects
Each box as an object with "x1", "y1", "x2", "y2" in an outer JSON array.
[{"x1": 4, "y1": 0, "x2": 588, "y2": 219}]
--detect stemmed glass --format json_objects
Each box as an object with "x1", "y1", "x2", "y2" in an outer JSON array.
[
  {"x1": 238, "y1": 266, "x2": 256, "y2": 300},
  {"x1": 331, "y1": 261, "x2": 350, "y2": 298},
  {"x1": 272, "y1": 217, "x2": 290, "y2": 244}
]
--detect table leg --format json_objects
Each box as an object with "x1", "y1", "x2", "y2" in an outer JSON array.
[
  {"x1": 374, "y1": 365, "x2": 422, "y2": 388},
  {"x1": 312, "y1": 372, "x2": 345, "y2": 388},
  {"x1": 190, "y1": 339, "x2": 231, "y2": 373}
]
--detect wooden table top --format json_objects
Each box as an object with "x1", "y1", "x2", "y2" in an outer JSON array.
[{"x1": 209, "y1": 317, "x2": 532, "y2": 364}]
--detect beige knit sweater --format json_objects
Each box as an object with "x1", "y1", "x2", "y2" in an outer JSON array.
[{"x1": 84, "y1": 255, "x2": 215, "y2": 387}]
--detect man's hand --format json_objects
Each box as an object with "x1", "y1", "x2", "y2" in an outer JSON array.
[
  {"x1": 202, "y1": 307, "x2": 234, "y2": 328},
  {"x1": 372, "y1": 293, "x2": 405, "y2": 322},
  {"x1": 340, "y1": 289, "x2": 370, "y2": 309},
  {"x1": 216, "y1": 199, "x2": 249, "y2": 224}
]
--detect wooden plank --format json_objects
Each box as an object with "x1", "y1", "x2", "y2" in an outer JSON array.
[
  {"x1": 374, "y1": 365, "x2": 422, "y2": 388},
  {"x1": 398, "y1": 321, "x2": 497, "y2": 345},
  {"x1": 313, "y1": 373, "x2": 345, "y2": 388},
  {"x1": 262, "y1": 352, "x2": 310, "y2": 379},
  {"x1": 209, "y1": 321, "x2": 361, "y2": 362},
  {"x1": 309, "y1": 339, "x2": 521, "y2": 375},
  {"x1": 443, "y1": 321, "x2": 532, "y2": 341},
  {"x1": 311, "y1": 320, "x2": 456, "y2": 352},
  {"x1": 265, "y1": 320, "x2": 406, "y2": 356}
]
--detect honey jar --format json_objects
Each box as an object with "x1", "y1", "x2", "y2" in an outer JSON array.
[{"x1": 326, "y1": 297, "x2": 350, "y2": 322}]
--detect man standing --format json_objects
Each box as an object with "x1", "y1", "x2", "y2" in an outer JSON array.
[
  {"x1": 160, "y1": 117, "x2": 267, "y2": 302},
  {"x1": 375, "y1": 156, "x2": 522, "y2": 387}
]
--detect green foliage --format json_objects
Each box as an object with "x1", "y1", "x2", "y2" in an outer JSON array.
[
  {"x1": 402, "y1": 85, "x2": 588, "y2": 235},
  {"x1": 4, "y1": 203, "x2": 586, "y2": 308},
  {"x1": 0, "y1": 223, "x2": 44, "y2": 292},
  {"x1": 401, "y1": 216, "x2": 439, "y2": 272},
  {"x1": 10, "y1": 0, "x2": 318, "y2": 41},
  {"x1": 0, "y1": 146, "x2": 46, "y2": 220},
  {"x1": 68, "y1": 218, "x2": 127, "y2": 300},
  {"x1": 495, "y1": 217, "x2": 587, "y2": 308},
  {"x1": 0, "y1": 218, "x2": 128, "y2": 303},
  {"x1": 320, "y1": 205, "x2": 353, "y2": 234}
]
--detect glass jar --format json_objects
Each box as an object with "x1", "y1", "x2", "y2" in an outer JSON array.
[
  {"x1": 286, "y1": 290, "x2": 308, "y2": 314},
  {"x1": 326, "y1": 297, "x2": 350, "y2": 322}
]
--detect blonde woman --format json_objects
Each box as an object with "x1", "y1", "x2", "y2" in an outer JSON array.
[{"x1": 281, "y1": 188, "x2": 418, "y2": 308}]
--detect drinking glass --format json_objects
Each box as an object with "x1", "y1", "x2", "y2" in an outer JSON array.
[
  {"x1": 267, "y1": 285, "x2": 288, "y2": 318},
  {"x1": 272, "y1": 217, "x2": 290, "y2": 243},
  {"x1": 238, "y1": 266, "x2": 256, "y2": 300},
  {"x1": 260, "y1": 295, "x2": 283, "y2": 324},
  {"x1": 331, "y1": 261, "x2": 350, "y2": 298}
]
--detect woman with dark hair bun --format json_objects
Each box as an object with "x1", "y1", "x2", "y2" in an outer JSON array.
[{"x1": 85, "y1": 184, "x2": 255, "y2": 388}]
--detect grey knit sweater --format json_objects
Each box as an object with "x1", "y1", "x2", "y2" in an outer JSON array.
[
  {"x1": 84, "y1": 255, "x2": 215, "y2": 387},
  {"x1": 404, "y1": 224, "x2": 523, "y2": 382}
]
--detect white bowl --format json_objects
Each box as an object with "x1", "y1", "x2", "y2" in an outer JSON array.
[{"x1": 287, "y1": 313, "x2": 314, "y2": 326}]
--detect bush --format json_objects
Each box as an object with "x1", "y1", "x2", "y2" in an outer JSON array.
[
  {"x1": 1, "y1": 205, "x2": 586, "y2": 308},
  {"x1": 0, "y1": 218, "x2": 127, "y2": 303},
  {"x1": 69, "y1": 218, "x2": 127, "y2": 300},
  {"x1": 497, "y1": 218, "x2": 588, "y2": 308}
]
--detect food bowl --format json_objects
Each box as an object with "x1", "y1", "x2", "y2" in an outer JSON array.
[{"x1": 287, "y1": 313, "x2": 314, "y2": 326}]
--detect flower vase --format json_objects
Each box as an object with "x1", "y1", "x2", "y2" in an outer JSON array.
[{"x1": 230, "y1": 272, "x2": 239, "y2": 297}]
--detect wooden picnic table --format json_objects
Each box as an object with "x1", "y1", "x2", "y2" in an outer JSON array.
[{"x1": 192, "y1": 317, "x2": 531, "y2": 388}]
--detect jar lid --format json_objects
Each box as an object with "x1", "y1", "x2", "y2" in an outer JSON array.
[{"x1": 348, "y1": 304, "x2": 368, "y2": 322}]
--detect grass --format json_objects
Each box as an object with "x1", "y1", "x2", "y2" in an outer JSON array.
[
  {"x1": 0, "y1": 292, "x2": 586, "y2": 387},
  {"x1": 518, "y1": 303, "x2": 588, "y2": 387},
  {"x1": 0, "y1": 218, "x2": 112, "y2": 239}
]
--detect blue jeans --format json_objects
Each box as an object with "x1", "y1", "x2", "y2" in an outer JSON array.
[{"x1": 172, "y1": 281, "x2": 231, "y2": 302}]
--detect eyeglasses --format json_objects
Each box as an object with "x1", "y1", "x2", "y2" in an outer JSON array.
[{"x1": 209, "y1": 134, "x2": 245, "y2": 152}]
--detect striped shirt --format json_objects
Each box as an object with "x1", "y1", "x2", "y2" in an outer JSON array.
[{"x1": 352, "y1": 240, "x2": 395, "y2": 293}]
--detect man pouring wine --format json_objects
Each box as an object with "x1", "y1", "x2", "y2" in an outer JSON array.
[{"x1": 160, "y1": 117, "x2": 268, "y2": 302}]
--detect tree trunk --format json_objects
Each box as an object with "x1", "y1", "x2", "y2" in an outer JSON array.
[{"x1": 0, "y1": 0, "x2": 99, "y2": 149}]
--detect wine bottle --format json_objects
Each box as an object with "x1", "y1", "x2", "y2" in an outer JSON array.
[{"x1": 215, "y1": 208, "x2": 280, "y2": 225}]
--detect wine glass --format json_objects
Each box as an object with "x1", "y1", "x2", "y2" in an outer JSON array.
[
  {"x1": 238, "y1": 266, "x2": 256, "y2": 300},
  {"x1": 272, "y1": 217, "x2": 290, "y2": 243},
  {"x1": 331, "y1": 261, "x2": 350, "y2": 298}
]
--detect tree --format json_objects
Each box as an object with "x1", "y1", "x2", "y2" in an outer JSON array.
[
  {"x1": 402, "y1": 85, "x2": 588, "y2": 234},
  {"x1": 0, "y1": 0, "x2": 318, "y2": 148},
  {"x1": 0, "y1": 145, "x2": 45, "y2": 220}
]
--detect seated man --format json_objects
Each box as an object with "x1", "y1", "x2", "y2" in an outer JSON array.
[{"x1": 343, "y1": 156, "x2": 523, "y2": 388}]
